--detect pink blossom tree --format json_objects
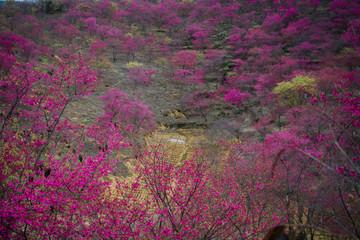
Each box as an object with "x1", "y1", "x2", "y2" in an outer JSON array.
[
  {"x1": 127, "y1": 66, "x2": 157, "y2": 87},
  {"x1": 170, "y1": 50, "x2": 199, "y2": 71},
  {"x1": 98, "y1": 88, "x2": 156, "y2": 135}
]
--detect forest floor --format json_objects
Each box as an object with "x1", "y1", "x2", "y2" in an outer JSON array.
[{"x1": 65, "y1": 53, "x2": 258, "y2": 178}]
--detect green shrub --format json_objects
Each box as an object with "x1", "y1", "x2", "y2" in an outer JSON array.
[
  {"x1": 273, "y1": 75, "x2": 317, "y2": 107},
  {"x1": 126, "y1": 61, "x2": 143, "y2": 70}
]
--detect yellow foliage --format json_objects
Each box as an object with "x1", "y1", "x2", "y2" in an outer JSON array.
[
  {"x1": 164, "y1": 36, "x2": 172, "y2": 43},
  {"x1": 226, "y1": 71, "x2": 238, "y2": 77},
  {"x1": 154, "y1": 57, "x2": 168, "y2": 67},
  {"x1": 109, "y1": 2, "x2": 118, "y2": 13},
  {"x1": 273, "y1": 75, "x2": 317, "y2": 107},
  {"x1": 91, "y1": 56, "x2": 112, "y2": 75},
  {"x1": 130, "y1": 24, "x2": 140, "y2": 35},
  {"x1": 126, "y1": 61, "x2": 143, "y2": 69},
  {"x1": 77, "y1": 3, "x2": 93, "y2": 12}
]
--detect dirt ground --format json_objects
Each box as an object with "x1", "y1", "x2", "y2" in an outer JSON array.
[{"x1": 65, "y1": 53, "x2": 258, "y2": 177}]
